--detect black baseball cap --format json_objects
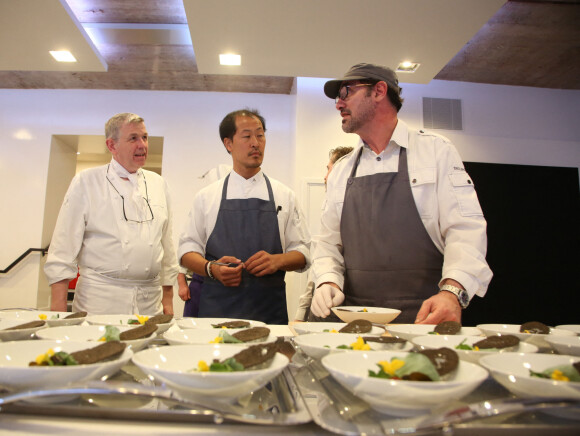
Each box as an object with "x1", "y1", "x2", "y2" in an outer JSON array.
[{"x1": 324, "y1": 63, "x2": 401, "y2": 99}]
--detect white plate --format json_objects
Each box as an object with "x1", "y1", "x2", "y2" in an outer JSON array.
[
  {"x1": 556, "y1": 325, "x2": 580, "y2": 335},
  {"x1": 176, "y1": 317, "x2": 266, "y2": 330},
  {"x1": 294, "y1": 332, "x2": 413, "y2": 360},
  {"x1": 477, "y1": 324, "x2": 576, "y2": 348},
  {"x1": 331, "y1": 306, "x2": 401, "y2": 325},
  {"x1": 292, "y1": 322, "x2": 385, "y2": 336},
  {"x1": 479, "y1": 353, "x2": 580, "y2": 400},
  {"x1": 386, "y1": 324, "x2": 482, "y2": 341},
  {"x1": 0, "y1": 340, "x2": 132, "y2": 390},
  {"x1": 0, "y1": 318, "x2": 48, "y2": 341},
  {"x1": 412, "y1": 334, "x2": 538, "y2": 365},
  {"x1": 35, "y1": 325, "x2": 157, "y2": 352},
  {"x1": 322, "y1": 350, "x2": 488, "y2": 416},
  {"x1": 163, "y1": 328, "x2": 277, "y2": 346},
  {"x1": 132, "y1": 344, "x2": 288, "y2": 400},
  {"x1": 0, "y1": 310, "x2": 86, "y2": 327},
  {"x1": 86, "y1": 314, "x2": 174, "y2": 334},
  {"x1": 544, "y1": 335, "x2": 580, "y2": 356}
]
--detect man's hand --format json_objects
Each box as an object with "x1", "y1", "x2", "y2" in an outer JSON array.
[
  {"x1": 415, "y1": 291, "x2": 461, "y2": 324},
  {"x1": 162, "y1": 285, "x2": 174, "y2": 315},
  {"x1": 244, "y1": 251, "x2": 280, "y2": 277},
  {"x1": 213, "y1": 256, "x2": 243, "y2": 286},
  {"x1": 177, "y1": 273, "x2": 190, "y2": 301},
  {"x1": 310, "y1": 283, "x2": 345, "y2": 317}
]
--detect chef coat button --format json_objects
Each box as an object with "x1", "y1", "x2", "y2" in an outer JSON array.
[
  {"x1": 124, "y1": 265, "x2": 128, "y2": 270},
  {"x1": 124, "y1": 239, "x2": 129, "y2": 244},
  {"x1": 145, "y1": 267, "x2": 150, "y2": 272},
  {"x1": 467, "y1": 179, "x2": 472, "y2": 184},
  {"x1": 376, "y1": 156, "x2": 381, "y2": 161},
  {"x1": 412, "y1": 178, "x2": 417, "y2": 184},
  {"x1": 149, "y1": 242, "x2": 153, "y2": 246}
]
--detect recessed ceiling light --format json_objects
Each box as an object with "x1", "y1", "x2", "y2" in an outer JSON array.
[
  {"x1": 49, "y1": 50, "x2": 77, "y2": 63},
  {"x1": 397, "y1": 61, "x2": 420, "y2": 73},
  {"x1": 219, "y1": 54, "x2": 241, "y2": 66}
]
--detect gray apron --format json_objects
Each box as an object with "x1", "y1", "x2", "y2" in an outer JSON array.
[
  {"x1": 199, "y1": 174, "x2": 288, "y2": 324},
  {"x1": 341, "y1": 145, "x2": 443, "y2": 323}
]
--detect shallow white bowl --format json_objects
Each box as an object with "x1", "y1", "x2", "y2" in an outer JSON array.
[
  {"x1": 132, "y1": 344, "x2": 288, "y2": 400},
  {"x1": 86, "y1": 314, "x2": 174, "y2": 334},
  {"x1": 0, "y1": 310, "x2": 86, "y2": 327},
  {"x1": 163, "y1": 328, "x2": 277, "y2": 346},
  {"x1": 322, "y1": 350, "x2": 488, "y2": 416},
  {"x1": 331, "y1": 306, "x2": 401, "y2": 325},
  {"x1": 176, "y1": 317, "x2": 266, "y2": 330},
  {"x1": 0, "y1": 318, "x2": 48, "y2": 341},
  {"x1": 294, "y1": 332, "x2": 412, "y2": 360},
  {"x1": 0, "y1": 340, "x2": 132, "y2": 390},
  {"x1": 35, "y1": 325, "x2": 157, "y2": 352},
  {"x1": 477, "y1": 324, "x2": 576, "y2": 348},
  {"x1": 479, "y1": 353, "x2": 580, "y2": 399},
  {"x1": 292, "y1": 322, "x2": 385, "y2": 336},
  {"x1": 544, "y1": 336, "x2": 580, "y2": 356},
  {"x1": 412, "y1": 334, "x2": 538, "y2": 365},
  {"x1": 386, "y1": 324, "x2": 482, "y2": 341},
  {"x1": 556, "y1": 325, "x2": 580, "y2": 335}
]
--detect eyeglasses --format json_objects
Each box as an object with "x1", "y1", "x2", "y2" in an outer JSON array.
[
  {"x1": 106, "y1": 165, "x2": 154, "y2": 223},
  {"x1": 335, "y1": 83, "x2": 373, "y2": 104}
]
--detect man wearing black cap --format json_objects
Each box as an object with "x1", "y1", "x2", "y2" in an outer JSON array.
[{"x1": 310, "y1": 63, "x2": 492, "y2": 324}]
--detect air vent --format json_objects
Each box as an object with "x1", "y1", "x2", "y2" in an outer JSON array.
[{"x1": 422, "y1": 97, "x2": 463, "y2": 130}]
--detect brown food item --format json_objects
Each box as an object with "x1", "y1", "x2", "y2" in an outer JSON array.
[
  {"x1": 473, "y1": 335, "x2": 520, "y2": 350},
  {"x1": 434, "y1": 321, "x2": 462, "y2": 335},
  {"x1": 520, "y1": 321, "x2": 550, "y2": 335},
  {"x1": 212, "y1": 320, "x2": 250, "y2": 329},
  {"x1": 145, "y1": 314, "x2": 173, "y2": 325},
  {"x1": 273, "y1": 337, "x2": 296, "y2": 361},
  {"x1": 64, "y1": 311, "x2": 87, "y2": 319},
  {"x1": 3, "y1": 320, "x2": 46, "y2": 330},
  {"x1": 339, "y1": 319, "x2": 372, "y2": 334},
  {"x1": 231, "y1": 327, "x2": 270, "y2": 343},
  {"x1": 230, "y1": 342, "x2": 278, "y2": 369},
  {"x1": 418, "y1": 347, "x2": 459, "y2": 376},
  {"x1": 119, "y1": 323, "x2": 158, "y2": 341},
  {"x1": 70, "y1": 341, "x2": 127, "y2": 365},
  {"x1": 574, "y1": 362, "x2": 580, "y2": 374},
  {"x1": 362, "y1": 336, "x2": 407, "y2": 345}
]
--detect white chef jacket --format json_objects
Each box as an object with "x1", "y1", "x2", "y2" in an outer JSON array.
[
  {"x1": 312, "y1": 120, "x2": 492, "y2": 300},
  {"x1": 178, "y1": 170, "x2": 311, "y2": 270},
  {"x1": 45, "y1": 159, "x2": 179, "y2": 313}
]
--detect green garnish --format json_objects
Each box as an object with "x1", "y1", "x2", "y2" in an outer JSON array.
[
  {"x1": 218, "y1": 330, "x2": 243, "y2": 343},
  {"x1": 99, "y1": 325, "x2": 120, "y2": 342},
  {"x1": 455, "y1": 339, "x2": 474, "y2": 350},
  {"x1": 209, "y1": 357, "x2": 245, "y2": 372}
]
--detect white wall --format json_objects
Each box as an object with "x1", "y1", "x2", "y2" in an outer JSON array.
[{"x1": 1, "y1": 80, "x2": 579, "y2": 316}]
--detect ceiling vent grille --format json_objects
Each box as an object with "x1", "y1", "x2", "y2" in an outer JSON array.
[{"x1": 422, "y1": 97, "x2": 463, "y2": 130}]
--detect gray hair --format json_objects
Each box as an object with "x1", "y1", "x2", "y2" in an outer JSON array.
[{"x1": 105, "y1": 113, "x2": 144, "y2": 141}]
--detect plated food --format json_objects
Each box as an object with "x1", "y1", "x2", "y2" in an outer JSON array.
[
  {"x1": 0, "y1": 318, "x2": 47, "y2": 341},
  {"x1": 86, "y1": 314, "x2": 174, "y2": 334},
  {"x1": 176, "y1": 317, "x2": 266, "y2": 330},
  {"x1": 331, "y1": 306, "x2": 401, "y2": 324},
  {"x1": 164, "y1": 327, "x2": 277, "y2": 346},
  {"x1": 477, "y1": 323, "x2": 576, "y2": 348},
  {"x1": 0, "y1": 310, "x2": 87, "y2": 327},
  {"x1": 292, "y1": 321, "x2": 385, "y2": 336},
  {"x1": 321, "y1": 348, "x2": 487, "y2": 416},
  {"x1": 386, "y1": 324, "x2": 482, "y2": 341}
]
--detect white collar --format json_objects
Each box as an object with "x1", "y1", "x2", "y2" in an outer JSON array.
[{"x1": 110, "y1": 158, "x2": 141, "y2": 186}]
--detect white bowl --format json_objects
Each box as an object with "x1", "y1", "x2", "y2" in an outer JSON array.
[
  {"x1": 294, "y1": 332, "x2": 413, "y2": 360},
  {"x1": 386, "y1": 324, "x2": 482, "y2": 341},
  {"x1": 331, "y1": 306, "x2": 401, "y2": 325},
  {"x1": 0, "y1": 340, "x2": 132, "y2": 390},
  {"x1": 544, "y1": 336, "x2": 580, "y2": 356},
  {"x1": 86, "y1": 314, "x2": 174, "y2": 334},
  {"x1": 556, "y1": 325, "x2": 580, "y2": 335},
  {"x1": 479, "y1": 353, "x2": 580, "y2": 400},
  {"x1": 0, "y1": 310, "x2": 86, "y2": 327},
  {"x1": 132, "y1": 344, "x2": 288, "y2": 400},
  {"x1": 412, "y1": 334, "x2": 538, "y2": 365},
  {"x1": 322, "y1": 350, "x2": 488, "y2": 416},
  {"x1": 176, "y1": 317, "x2": 266, "y2": 330},
  {"x1": 163, "y1": 328, "x2": 277, "y2": 346},
  {"x1": 477, "y1": 324, "x2": 576, "y2": 348},
  {"x1": 35, "y1": 325, "x2": 157, "y2": 352},
  {"x1": 0, "y1": 318, "x2": 48, "y2": 341},
  {"x1": 292, "y1": 322, "x2": 385, "y2": 336}
]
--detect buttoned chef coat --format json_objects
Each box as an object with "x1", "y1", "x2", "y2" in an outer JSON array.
[
  {"x1": 45, "y1": 159, "x2": 179, "y2": 313},
  {"x1": 178, "y1": 170, "x2": 311, "y2": 275},
  {"x1": 312, "y1": 120, "x2": 492, "y2": 302}
]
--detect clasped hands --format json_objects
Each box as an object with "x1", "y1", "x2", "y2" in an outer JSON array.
[{"x1": 212, "y1": 251, "x2": 281, "y2": 286}]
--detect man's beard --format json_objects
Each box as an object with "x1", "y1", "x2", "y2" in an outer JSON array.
[{"x1": 342, "y1": 97, "x2": 375, "y2": 133}]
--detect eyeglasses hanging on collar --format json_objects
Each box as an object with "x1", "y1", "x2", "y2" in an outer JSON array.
[{"x1": 106, "y1": 164, "x2": 154, "y2": 223}]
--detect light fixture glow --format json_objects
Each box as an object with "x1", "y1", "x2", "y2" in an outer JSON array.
[
  {"x1": 49, "y1": 50, "x2": 77, "y2": 63},
  {"x1": 219, "y1": 54, "x2": 241, "y2": 66},
  {"x1": 396, "y1": 61, "x2": 420, "y2": 73}
]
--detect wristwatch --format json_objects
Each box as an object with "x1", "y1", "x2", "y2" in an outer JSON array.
[{"x1": 439, "y1": 284, "x2": 470, "y2": 309}]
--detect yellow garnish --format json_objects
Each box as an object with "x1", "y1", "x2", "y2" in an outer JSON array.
[
  {"x1": 378, "y1": 358, "x2": 405, "y2": 376},
  {"x1": 135, "y1": 314, "x2": 149, "y2": 324},
  {"x1": 221, "y1": 326, "x2": 227, "y2": 329},
  {"x1": 474, "y1": 346, "x2": 480, "y2": 351},
  {"x1": 363, "y1": 308, "x2": 368, "y2": 312},
  {"x1": 198, "y1": 360, "x2": 209, "y2": 372},
  {"x1": 38, "y1": 314, "x2": 47, "y2": 320},
  {"x1": 350, "y1": 336, "x2": 371, "y2": 351},
  {"x1": 209, "y1": 336, "x2": 223, "y2": 344},
  {"x1": 35, "y1": 348, "x2": 55, "y2": 365},
  {"x1": 329, "y1": 329, "x2": 338, "y2": 333},
  {"x1": 98, "y1": 337, "x2": 106, "y2": 342},
  {"x1": 551, "y1": 370, "x2": 570, "y2": 382}
]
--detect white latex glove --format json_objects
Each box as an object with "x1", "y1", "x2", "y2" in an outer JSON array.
[{"x1": 310, "y1": 284, "x2": 345, "y2": 318}]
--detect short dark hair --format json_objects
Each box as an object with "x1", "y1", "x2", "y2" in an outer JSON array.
[
  {"x1": 360, "y1": 79, "x2": 404, "y2": 112},
  {"x1": 219, "y1": 109, "x2": 266, "y2": 144},
  {"x1": 329, "y1": 146, "x2": 354, "y2": 164}
]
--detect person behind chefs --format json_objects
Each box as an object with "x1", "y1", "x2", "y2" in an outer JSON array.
[
  {"x1": 310, "y1": 63, "x2": 492, "y2": 324},
  {"x1": 178, "y1": 109, "x2": 311, "y2": 324},
  {"x1": 45, "y1": 113, "x2": 179, "y2": 315}
]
